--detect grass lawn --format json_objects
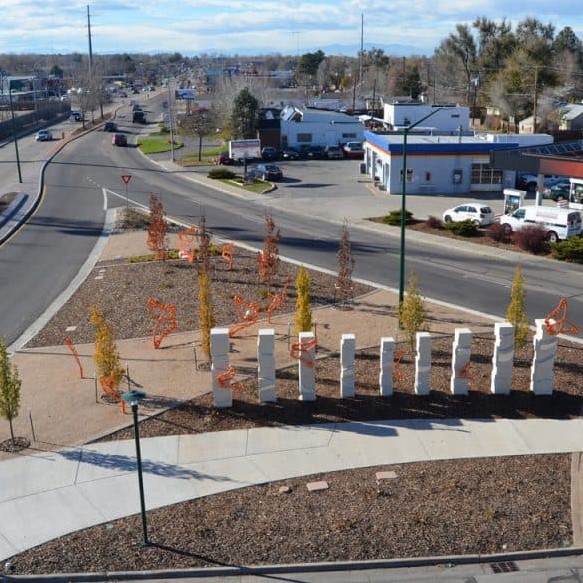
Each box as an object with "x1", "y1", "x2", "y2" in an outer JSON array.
[
  {"x1": 179, "y1": 146, "x2": 224, "y2": 166},
  {"x1": 137, "y1": 132, "x2": 184, "y2": 154}
]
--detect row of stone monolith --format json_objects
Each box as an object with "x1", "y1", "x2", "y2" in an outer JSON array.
[{"x1": 209, "y1": 322, "x2": 558, "y2": 407}]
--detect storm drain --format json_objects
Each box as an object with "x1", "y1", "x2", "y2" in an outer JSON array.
[{"x1": 490, "y1": 561, "x2": 519, "y2": 574}]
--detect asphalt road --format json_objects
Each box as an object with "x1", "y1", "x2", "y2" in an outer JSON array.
[{"x1": 1, "y1": 97, "x2": 583, "y2": 348}]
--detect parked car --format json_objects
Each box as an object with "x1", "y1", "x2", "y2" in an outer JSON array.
[
  {"x1": 261, "y1": 146, "x2": 280, "y2": 161},
  {"x1": 324, "y1": 145, "x2": 344, "y2": 159},
  {"x1": 342, "y1": 141, "x2": 364, "y2": 159},
  {"x1": 35, "y1": 129, "x2": 53, "y2": 142},
  {"x1": 282, "y1": 147, "x2": 302, "y2": 160},
  {"x1": 104, "y1": 121, "x2": 117, "y2": 132},
  {"x1": 216, "y1": 151, "x2": 235, "y2": 165},
  {"x1": 69, "y1": 111, "x2": 83, "y2": 122},
  {"x1": 543, "y1": 180, "x2": 570, "y2": 201},
  {"x1": 307, "y1": 145, "x2": 325, "y2": 159},
  {"x1": 249, "y1": 164, "x2": 283, "y2": 181},
  {"x1": 112, "y1": 133, "x2": 127, "y2": 147},
  {"x1": 516, "y1": 173, "x2": 562, "y2": 193},
  {"x1": 498, "y1": 205, "x2": 582, "y2": 242},
  {"x1": 442, "y1": 203, "x2": 496, "y2": 227}
]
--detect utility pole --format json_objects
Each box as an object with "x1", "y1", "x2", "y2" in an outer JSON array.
[
  {"x1": 87, "y1": 5, "x2": 93, "y2": 77},
  {"x1": 532, "y1": 65, "x2": 539, "y2": 134},
  {"x1": 359, "y1": 13, "x2": 364, "y2": 87}
]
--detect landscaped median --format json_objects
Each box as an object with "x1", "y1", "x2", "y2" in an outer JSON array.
[{"x1": 207, "y1": 166, "x2": 275, "y2": 194}]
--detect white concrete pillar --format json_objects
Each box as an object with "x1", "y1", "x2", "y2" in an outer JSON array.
[
  {"x1": 298, "y1": 331, "x2": 316, "y2": 401},
  {"x1": 530, "y1": 319, "x2": 557, "y2": 396},
  {"x1": 379, "y1": 337, "x2": 394, "y2": 397},
  {"x1": 451, "y1": 328, "x2": 472, "y2": 395},
  {"x1": 340, "y1": 333, "x2": 356, "y2": 398},
  {"x1": 210, "y1": 327, "x2": 232, "y2": 408},
  {"x1": 258, "y1": 329, "x2": 276, "y2": 403},
  {"x1": 491, "y1": 322, "x2": 514, "y2": 395},
  {"x1": 415, "y1": 332, "x2": 431, "y2": 396}
]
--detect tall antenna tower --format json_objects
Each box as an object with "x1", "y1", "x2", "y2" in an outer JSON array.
[{"x1": 87, "y1": 5, "x2": 94, "y2": 76}]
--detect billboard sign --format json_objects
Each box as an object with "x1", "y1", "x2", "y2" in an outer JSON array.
[{"x1": 229, "y1": 139, "x2": 261, "y2": 160}]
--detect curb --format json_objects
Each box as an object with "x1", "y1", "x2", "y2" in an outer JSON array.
[{"x1": 4, "y1": 545, "x2": 583, "y2": 581}]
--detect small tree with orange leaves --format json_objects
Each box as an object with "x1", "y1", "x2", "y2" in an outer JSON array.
[
  {"x1": 146, "y1": 194, "x2": 168, "y2": 260},
  {"x1": 259, "y1": 209, "x2": 280, "y2": 291}
]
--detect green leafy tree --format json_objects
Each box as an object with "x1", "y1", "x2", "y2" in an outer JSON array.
[
  {"x1": 231, "y1": 88, "x2": 259, "y2": 139},
  {"x1": 399, "y1": 273, "x2": 427, "y2": 348},
  {"x1": 402, "y1": 65, "x2": 425, "y2": 100},
  {"x1": 0, "y1": 338, "x2": 21, "y2": 444},
  {"x1": 294, "y1": 266, "x2": 312, "y2": 334},
  {"x1": 297, "y1": 50, "x2": 326, "y2": 77},
  {"x1": 506, "y1": 264, "x2": 530, "y2": 349}
]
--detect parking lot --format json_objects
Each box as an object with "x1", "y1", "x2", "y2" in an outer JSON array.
[{"x1": 252, "y1": 158, "x2": 555, "y2": 223}]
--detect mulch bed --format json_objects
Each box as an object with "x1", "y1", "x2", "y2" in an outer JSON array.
[{"x1": 9, "y1": 223, "x2": 582, "y2": 574}]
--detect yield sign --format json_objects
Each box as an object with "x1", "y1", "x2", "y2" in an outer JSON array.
[{"x1": 121, "y1": 174, "x2": 132, "y2": 185}]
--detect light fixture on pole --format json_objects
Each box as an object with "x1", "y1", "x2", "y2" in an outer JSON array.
[
  {"x1": 121, "y1": 388, "x2": 150, "y2": 547},
  {"x1": 398, "y1": 107, "x2": 452, "y2": 316},
  {"x1": 8, "y1": 81, "x2": 23, "y2": 184}
]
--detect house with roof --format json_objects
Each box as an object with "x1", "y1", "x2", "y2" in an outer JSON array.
[
  {"x1": 279, "y1": 106, "x2": 364, "y2": 149},
  {"x1": 558, "y1": 103, "x2": 583, "y2": 131}
]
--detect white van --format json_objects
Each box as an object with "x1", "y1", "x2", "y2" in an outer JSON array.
[{"x1": 499, "y1": 205, "x2": 582, "y2": 242}]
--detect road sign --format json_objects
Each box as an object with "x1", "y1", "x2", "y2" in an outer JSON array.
[{"x1": 121, "y1": 174, "x2": 132, "y2": 184}]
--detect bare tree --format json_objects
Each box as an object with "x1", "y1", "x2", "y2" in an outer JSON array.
[{"x1": 180, "y1": 107, "x2": 217, "y2": 161}]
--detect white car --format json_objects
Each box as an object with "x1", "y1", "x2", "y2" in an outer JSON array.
[
  {"x1": 35, "y1": 129, "x2": 53, "y2": 142},
  {"x1": 442, "y1": 203, "x2": 496, "y2": 227}
]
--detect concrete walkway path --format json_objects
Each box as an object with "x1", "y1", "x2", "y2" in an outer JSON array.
[{"x1": 2, "y1": 416, "x2": 583, "y2": 561}]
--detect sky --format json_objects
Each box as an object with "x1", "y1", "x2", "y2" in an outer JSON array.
[{"x1": 2, "y1": 0, "x2": 583, "y2": 58}]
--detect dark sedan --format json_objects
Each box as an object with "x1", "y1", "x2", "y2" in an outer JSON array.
[{"x1": 249, "y1": 164, "x2": 283, "y2": 181}]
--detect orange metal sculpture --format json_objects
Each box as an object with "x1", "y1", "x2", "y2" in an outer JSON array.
[
  {"x1": 221, "y1": 242, "x2": 235, "y2": 269},
  {"x1": 64, "y1": 337, "x2": 84, "y2": 379},
  {"x1": 544, "y1": 298, "x2": 580, "y2": 336},
  {"x1": 229, "y1": 294, "x2": 260, "y2": 337},
  {"x1": 147, "y1": 297, "x2": 178, "y2": 349},
  {"x1": 459, "y1": 361, "x2": 472, "y2": 379},
  {"x1": 177, "y1": 226, "x2": 198, "y2": 263},
  {"x1": 290, "y1": 339, "x2": 317, "y2": 367},
  {"x1": 393, "y1": 348, "x2": 404, "y2": 383},
  {"x1": 216, "y1": 365, "x2": 244, "y2": 391},
  {"x1": 100, "y1": 376, "x2": 126, "y2": 413},
  {"x1": 266, "y1": 277, "x2": 291, "y2": 323}
]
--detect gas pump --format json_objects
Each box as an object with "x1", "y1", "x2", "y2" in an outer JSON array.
[{"x1": 503, "y1": 188, "x2": 526, "y2": 214}]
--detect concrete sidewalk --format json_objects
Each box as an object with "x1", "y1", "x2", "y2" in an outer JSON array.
[{"x1": 2, "y1": 416, "x2": 583, "y2": 561}]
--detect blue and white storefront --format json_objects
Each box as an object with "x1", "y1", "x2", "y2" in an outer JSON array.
[{"x1": 363, "y1": 131, "x2": 524, "y2": 195}]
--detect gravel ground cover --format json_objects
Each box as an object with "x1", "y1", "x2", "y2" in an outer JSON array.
[
  {"x1": 8, "y1": 221, "x2": 582, "y2": 575},
  {"x1": 10, "y1": 455, "x2": 571, "y2": 574}
]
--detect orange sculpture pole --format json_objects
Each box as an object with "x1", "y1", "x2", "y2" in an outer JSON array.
[
  {"x1": 64, "y1": 337, "x2": 84, "y2": 379},
  {"x1": 266, "y1": 277, "x2": 290, "y2": 323},
  {"x1": 147, "y1": 297, "x2": 178, "y2": 348},
  {"x1": 221, "y1": 242, "x2": 235, "y2": 269},
  {"x1": 177, "y1": 226, "x2": 198, "y2": 263},
  {"x1": 216, "y1": 365, "x2": 243, "y2": 391},
  {"x1": 100, "y1": 376, "x2": 126, "y2": 414},
  {"x1": 544, "y1": 298, "x2": 580, "y2": 336},
  {"x1": 290, "y1": 339, "x2": 318, "y2": 367},
  {"x1": 229, "y1": 294, "x2": 260, "y2": 338},
  {"x1": 393, "y1": 348, "x2": 404, "y2": 383}
]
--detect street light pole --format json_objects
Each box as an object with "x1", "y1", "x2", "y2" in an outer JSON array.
[
  {"x1": 167, "y1": 78, "x2": 175, "y2": 163},
  {"x1": 398, "y1": 107, "x2": 452, "y2": 314},
  {"x1": 122, "y1": 389, "x2": 149, "y2": 547},
  {"x1": 8, "y1": 85, "x2": 23, "y2": 184}
]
